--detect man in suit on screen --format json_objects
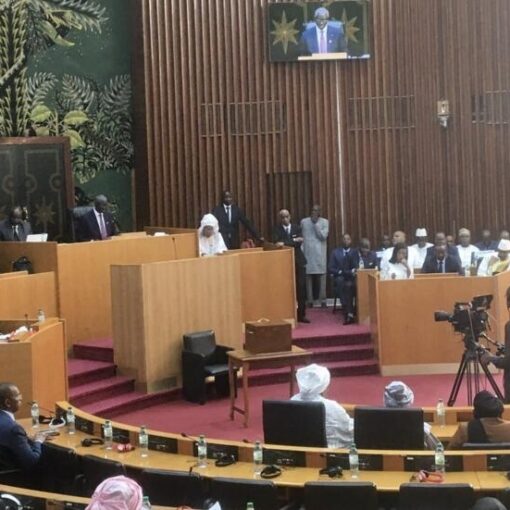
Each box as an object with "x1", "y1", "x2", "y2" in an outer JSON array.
[
  {"x1": 0, "y1": 206, "x2": 32, "y2": 242},
  {"x1": 76, "y1": 194, "x2": 119, "y2": 242},
  {"x1": 211, "y1": 190, "x2": 260, "y2": 250},
  {"x1": 273, "y1": 209, "x2": 309, "y2": 323},
  {"x1": 299, "y1": 7, "x2": 347, "y2": 55}
]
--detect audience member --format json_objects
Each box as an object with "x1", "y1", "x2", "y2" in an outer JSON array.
[
  {"x1": 383, "y1": 381, "x2": 439, "y2": 449},
  {"x1": 198, "y1": 214, "x2": 227, "y2": 257},
  {"x1": 478, "y1": 239, "x2": 510, "y2": 276},
  {"x1": 476, "y1": 229, "x2": 498, "y2": 251},
  {"x1": 273, "y1": 209, "x2": 309, "y2": 323},
  {"x1": 426, "y1": 231, "x2": 460, "y2": 259},
  {"x1": 381, "y1": 231, "x2": 417, "y2": 272},
  {"x1": 379, "y1": 234, "x2": 392, "y2": 251},
  {"x1": 291, "y1": 364, "x2": 353, "y2": 448},
  {"x1": 328, "y1": 233, "x2": 354, "y2": 323},
  {"x1": 410, "y1": 228, "x2": 432, "y2": 269},
  {"x1": 421, "y1": 245, "x2": 462, "y2": 274},
  {"x1": 446, "y1": 234, "x2": 456, "y2": 249},
  {"x1": 86, "y1": 475, "x2": 143, "y2": 510},
  {"x1": 76, "y1": 195, "x2": 119, "y2": 242},
  {"x1": 0, "y1": 206, "x2": 32, "y2": 241},
  {"x1": 457, "y1": 228, "x2": 480, "y2": 269},
  {"x1": 471, "y1": 497, "x2": 507, "y2": 510},
  {"x1": 211, "y1": 190, "x2": 259, "y2": 249},
  {"x1": 380, "y1": 242, "x2": 413, "y2": 280},
  {"x1": 240, "y1": 232, "x2": 256, "y2": 249},
  {"x1": 0, "y1": 382, "x2": 47, "y2": 471},
  {"x1": 301, "y1": 205, "x2": 329, "y2": 308},
  {"x1": 500, "y1": 230, "x2": 510, "y2": 241},
  {"x1": 448, "y1": 391, "x2": 510, "y2": 449}
]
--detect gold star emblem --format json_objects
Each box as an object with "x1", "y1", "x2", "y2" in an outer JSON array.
[
  {"x1": 271, "y1": 10, "x2": 300, "y2": 54},
  {"x1": 341, "y1": 9, "x2": 361, "y2": 43},
  {"x1": 33, "y1": 197, "x2": 55, "y2": 229}
]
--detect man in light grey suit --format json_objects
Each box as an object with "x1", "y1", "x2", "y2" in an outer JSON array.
[{"x1": 301, "y1": 205, "x2": 329, "y2": 308}]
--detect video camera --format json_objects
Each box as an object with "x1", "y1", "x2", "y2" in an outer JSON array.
[{"x1": 434, "y1": 295, "x2": 493, "y2": 350}]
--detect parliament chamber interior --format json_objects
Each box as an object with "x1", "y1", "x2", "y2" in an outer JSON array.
[{"x1": 3, "y1": 0, "x2": 510, "y2": 509}]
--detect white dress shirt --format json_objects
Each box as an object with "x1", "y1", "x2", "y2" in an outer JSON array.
[
  {"x1": 411, "y1": 243, "x2": 433, "y2": 269},
  {"x1": 381, "y1": 262, "x2": 413, "y2": 280},
  {"x1": 456, "y1": 244, "x2": 480, "y2": 268}
]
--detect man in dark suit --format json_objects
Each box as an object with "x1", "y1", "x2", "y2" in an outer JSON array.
[
  {"x1": 273, "y1": 209, "x2": 309, "y2": 323},
  {"x1": 76, "y1": 195, "x2": 119, "y2": 242},
  {"x1": 299, "y1": 7, "x2": 347, "y2": 55},
  {"x1": 0, "y1": 206, "x2": 32, "y2": 241},
  {"x1": 0, "y1": 383, "x2": 46, "y2": 471},
  {"x1": 425, "y1": 231, "x2": 460, "y2": 260},
  {"x1": 476, "y1": 229, "x2": 499, "y2": 251},
  {"x1": 329, "y1": 233, "x2": 355, "y2": 324},
  {"x1": 211, "y1": 191, "x2": 260, "y2": 250},
  {"x1": 422, "y1": 245, "x2": 462, "y2": 274}
]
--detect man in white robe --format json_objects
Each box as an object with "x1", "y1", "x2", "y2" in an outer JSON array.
[{"x1": 410, "y1": 228, "x2": 433, "y2": 269}]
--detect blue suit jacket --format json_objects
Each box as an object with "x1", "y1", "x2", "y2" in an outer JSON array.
[
  {"x1": 328, "y1": 247, "x2": 353, "y2": 278},
  {"x1": 0, "y1": 412, "x2": 42, "y2": 470},
  {"x1": 76, "y1": 209, "x2": 118, "y2": 242},
  {"x1": 299, "y1": 22, "x2": 347, "y2": 54}
]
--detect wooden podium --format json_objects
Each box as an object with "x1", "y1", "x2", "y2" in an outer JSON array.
[{"x1": 0, "y1": 318, "x2": 67, "y2": 419}]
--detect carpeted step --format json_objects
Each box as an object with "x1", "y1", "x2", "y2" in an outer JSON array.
[
  {"x1": 81, "y1": 388, "x2": 180, "y2": 419},
  {"x1": 68, "y1": 359, "x2": 116, "y2": 387},
  {"x1": 293, "y1": 332, "x2": 372, "y2": 349},
  {"x1": 309, "y1": 344, "x2": 375, "y2": 363},
  {"x1": 73, "y1": 338, "x2": 114, "y2": 363},
  {"x1": 248, "y1": 359, "x2": 379, "y2": 386},
  {"x1": 69, "y1": 376, "x2": 135, "y2": 407}
]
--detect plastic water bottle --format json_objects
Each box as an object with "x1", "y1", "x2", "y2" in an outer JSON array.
[
  {"x1": 141, "y1": 496, "x2": 151, "y2": 510},
  {"x1": 31, "y1": 402, "x2": 39, "y2": 428},
  {"x1": 349, "y1": 443, "x2": 359, "y2": 478},
  {"x1": 66, "y1": 406, "x2": 76, "y2": 435},
  {"x1": 103, "y1": 420, "x2": 113, "y2": 450},
  {"x1": 246, "y1": 503, "x2": 254, "y2": 510},
  {"x1": 253, "y1": 440, "x2": 263, "y2": 475},
  {"x1": 139, "y1": 425, "x2": 149, "y2": 458},
  {"x1": 359, "y1": 258, "x2": 365, "y2": 269},
  {"x1": 464, "y1": 265, "x2": 471, "y2": 277},
  {"x1": 197, "y1": 434, "x2": 207, "y2": 468},
  {"x1": 435, "y1": 442, "x2": 445, "y2": 473},
  {"x1": 37, "y1": 309, "x2": 45, "y2": 322},
  {"x1": 436, "y1": 398, "x2": 446, "y2": 426}
]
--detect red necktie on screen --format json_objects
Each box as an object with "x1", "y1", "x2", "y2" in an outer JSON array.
[{"x1": 320, "y1": 30, "x2": 327, "y2": 53}]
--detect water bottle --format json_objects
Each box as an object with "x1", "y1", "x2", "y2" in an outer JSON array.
[
  {"x1": 359, "y1": 257, "x2": 365, "y2": 269},
  {"x1": 141, "y1": 496, "x2": 151, "y2": 510},
  {"x1": 348, "y1": 443, "x2": 359, "y2": 478},
  {"x1": 435, "y1": 442, "x2": 445, "y2": 473},
  {"x1": 436, "y1": 398, "x2": 446, "y2": 426},
  {"x1": 37, "y1": 309, "x2": 45, "y2": 322},
  {"x1": 139, "y1": 425, "x2": 149, "y2": 458},
  {"x1": 103, "y1": 420, "x2": 113, "y2": 450},
  {"x1": 253, "y1": 440, "x2": 263, "y2": 475},
  {"x1": 31, "y1": 401, "x2": 39, "y2": 428},
  {"x1": 66, "y1": 406, "x2": 76, "y2": 435},
  {"x1": 464, "y1": 265, "x2": 471, "y2": 277},
  {"x1": 197, "y1": 434, "x2": 207, "y2": 468},
  {"x1": 246, "y1": 503, "x2": 254, "y2": 510}
]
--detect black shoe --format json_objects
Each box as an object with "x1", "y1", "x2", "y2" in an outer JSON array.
[
  {"x1": 298, "y1": 317, "x2": 311, "y2": 323},
  {"x1": 343, "y1": 315, "x2": 355, "y2": 325}
]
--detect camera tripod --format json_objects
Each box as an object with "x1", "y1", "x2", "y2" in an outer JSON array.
[{"x1": 448, "y1": 345, "x2": 504, "y2": 406}]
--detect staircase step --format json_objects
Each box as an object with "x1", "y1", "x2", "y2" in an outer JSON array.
[
  {"x1": 293, "y1": 332, "x2": 371, "y2": 349},
  {"x1": 69, "y1": 376, "x2": 135, "y2": 407},
  {"x1": 82, "y1": 389, "x2": 180, "y2": 419},
  {"x1": 68, "y1": 359, "x2": 116, "y2": 387},
  {"x1": 73, "y1": 338, "x2": 114, "y2": 363},
  {"x1": 309, "y1": 344, "x2": 375, "y2": 363}
]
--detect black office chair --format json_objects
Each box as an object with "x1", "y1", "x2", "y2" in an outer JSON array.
[
  {"x1": 182, "y1": 330, "x2": 235, "y2": 404},
  {"x1": 462, "y1": 442, "x2": 510, "y2": 450},
  {"x1": 263, "y1": 400, "x2": 327, "y2": 447},
  {"x1": 139, "y1": 468, "x2": 207, "y2": 508},
  {"x1": 209, "y1": 477, "x2": 279, "y2": 510},
  {"x1": 40, "y1": 442, "x2": 80, "y2": 494},
  {"x1": 354, "y1": 407, "x2": 424, "y2": 450},
  {"x1": 78, "y1": 454, "x2": 127, "y2": 496},
  {"x1": 398, "y1": 483, "x2": 475, "y2": 510},
  {"x1": 304, "y1": 481, "x2": 378, "y2": 510}
]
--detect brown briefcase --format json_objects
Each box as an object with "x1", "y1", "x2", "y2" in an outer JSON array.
[{"x1": 244, "y1": 320, "x2": 292, "y2": 354}]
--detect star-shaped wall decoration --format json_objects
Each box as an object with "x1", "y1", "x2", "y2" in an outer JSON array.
[
  {"x1": 341, "y1": 9, "x2": 361, "y2": 42},
  {"x1": 271, "y1": 11, "x2": 300, "y2": 54}
]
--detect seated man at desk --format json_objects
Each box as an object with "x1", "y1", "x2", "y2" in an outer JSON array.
[
  {"x1": 0, "y1": 382, "x2": 47, "y2": 471},
  {"x1": 448, "y1": 391, "x2": 510, "y2": 449},
  {"x1": 421, "y1": 244, "x2": 462, "y2": 274},
  {"x1": 76, "y1": 195, "x2": 119, "y2": 242},
  {"x1": 291, "y1": 364, "x2": 353, "y2": 448},
  {"x1": 478, "y1": 239, "x2": 510, "y2": 276},
  {"x1": 0, "y1": 206, "x2": 32, "y2": 241}
]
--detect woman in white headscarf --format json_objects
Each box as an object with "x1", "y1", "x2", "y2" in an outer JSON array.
[
  {"x1": 198, "y1": 214, "x2": 228, "y2": 257},
  {"x1": 86, "y1": 476, "x2": 143, "y2": 510},
  {"x1": 384, "y1": 381, "x2": 439, "y2": 450},
  {"x1": 291, "y1": 363, "x2": 353, "y2": 448}
]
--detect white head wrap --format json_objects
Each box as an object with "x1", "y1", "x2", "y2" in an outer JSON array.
[
  {"x1": 415, "y1": 228, "x2": 427, "y2": 237},
  {"x1": 86, "y1": 476, "x2": 143, "y2": 510},
  {"x1": 296, "y1": 364, "x2": 331, "y2": 399},
  {"x1": 384, "y1": 381, "x2": 414, "y2": 408},
  {"x1": 198, "y1": 213, "x2": 220, "y2": 237},
  {"x1": 498, "y1": 239, "x2": 510, "y2": 252}
]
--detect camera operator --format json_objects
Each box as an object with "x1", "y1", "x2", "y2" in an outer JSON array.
[{"x1": 482, "y1": 287, "x2": 510, "y2": 403}]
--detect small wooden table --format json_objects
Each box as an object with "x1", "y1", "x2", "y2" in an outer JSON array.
[{"x1": 227, "y1": 346, "x2": 311, "y2": 427}]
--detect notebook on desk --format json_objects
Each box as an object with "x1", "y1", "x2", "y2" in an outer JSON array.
[{"x1": 26, "y1": 233, "x2": 48, "y2": 242}]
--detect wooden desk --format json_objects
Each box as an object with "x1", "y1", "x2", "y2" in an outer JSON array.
[{"x1": 227, "y1": 347, "x2": 311, "y2": 427}]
